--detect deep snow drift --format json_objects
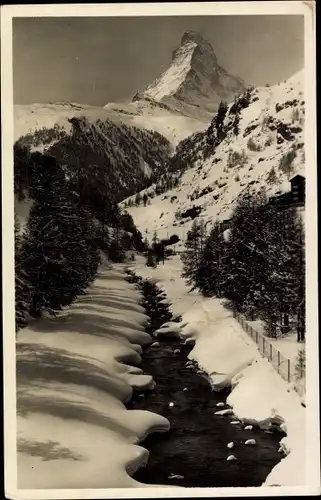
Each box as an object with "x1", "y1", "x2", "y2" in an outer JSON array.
[
  {"x1": 16, "y1": 265, "x2": 170, "y2": 489},
  {"x1": 128, "y1": 255, "x2": 306, "y2": 487}
]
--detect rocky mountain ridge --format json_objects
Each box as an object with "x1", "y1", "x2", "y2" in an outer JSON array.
[
  {"x1": 143, "y1": 30, "x2": 246, "y2": 113},
  {"x1": 122, "y1": 69, "x2": 305, "y2": 246}
]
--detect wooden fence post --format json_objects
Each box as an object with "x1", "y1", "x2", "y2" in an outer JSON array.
[
  {"x1": 262, "y1": 336, "x2": 265, "y2": 356},
  {"x1": 270, "y1": 343, "x2": 272, "y2": 361},
  {"x1": 277, "y1": 350, "x2": 281, "y2": 374},
  {"x1": 287, "y1": 359, "x2": 291, "y2": 383},
  {"x1": 256, "y1": 330, "x2": 258, "y2": 344}
]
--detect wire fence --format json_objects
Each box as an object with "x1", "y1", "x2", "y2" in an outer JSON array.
[{"x1": 233, "y1": 311, "x2": 305, "y2": 398}]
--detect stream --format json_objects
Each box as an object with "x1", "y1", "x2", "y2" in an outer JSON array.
[{"x1": 126, "y1": 270, "x2": 284, "y2": 488}]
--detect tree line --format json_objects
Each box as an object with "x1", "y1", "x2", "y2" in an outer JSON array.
[
  {"x1": 181, "y1": 189, "x2": 305, "y2": 342},
  {"x1": 16, "y1": 116, "x2": 172, "y2": 205},
  {"x1": 123, "y1": 172, "x2": 181, "y2": 208},
  {"x1": 14, "y1": 145, "x2": 146, "y2": 332}
]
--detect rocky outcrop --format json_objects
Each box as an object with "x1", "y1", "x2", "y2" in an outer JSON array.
[{"x1": 143, "y1": 30, "x2": 246, "y2": 111}]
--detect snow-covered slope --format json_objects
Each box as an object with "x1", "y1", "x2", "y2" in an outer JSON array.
[
  {"x1": 17, "y1": 265, "x2": 170, "y2": 489},
  {"x1": 143, "y1": 30, "x2": 246, "y2": 114},
  {"x1": 15, "y1": 102, "x2": 107, "y2": 143},
  {"x1": 14, "y1": 109, "x2": 173, "y2": 204},
  {"x1": 124, "y1": 70, "x2": 305, "y2": 245},
  {"x1": 103, "y1": 99, "x2": 208, "y2": 146},
  {"x1": 15, "y1": 100, "x2": 207, "y2": 148}
]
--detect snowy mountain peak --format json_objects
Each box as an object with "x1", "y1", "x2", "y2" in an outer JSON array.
[
  {"x1": 143, "y1": 31, "x2": 246, "y2": 111},
  {"x1": 172, "y1": 30, "x2": 218, "y2": 66},
  {"x1": 181, "y1": 29, "x2": 207, "y2": 44}
]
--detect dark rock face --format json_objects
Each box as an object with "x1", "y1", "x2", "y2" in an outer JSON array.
[{"x1": 144, "y1": 30, "x2": 246, "y2": 111}]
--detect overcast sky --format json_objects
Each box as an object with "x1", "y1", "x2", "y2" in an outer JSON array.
[{"x1": 13, "y1": 15, "x2": 304, "y2": 106}]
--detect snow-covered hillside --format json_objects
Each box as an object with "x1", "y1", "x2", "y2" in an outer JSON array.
[
  {"x1": 124, "y1": 70, "x2": 305, "y2": 245},
  {"x1": 14, "y1": 99, "x2": 207, "y2": 148},
  {"x1": 15, "y1": 102, "x2": 106, "y2": 143},
  {"x1": 14, "y1": 110, "x2": 173, "y2": 204},
  {"x1": 103, "y1": 99, "x2": 208, "y2": 146}
]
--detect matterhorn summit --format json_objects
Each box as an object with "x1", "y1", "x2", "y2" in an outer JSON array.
[{"x1": 143, "y1": 30, "x2": 246, "y2": 113}]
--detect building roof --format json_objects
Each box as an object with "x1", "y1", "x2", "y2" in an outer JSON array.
[{"x1": 290, "y1": 174, "x2": 305, "y2": 183}]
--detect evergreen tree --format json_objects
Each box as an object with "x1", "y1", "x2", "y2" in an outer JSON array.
[
  {"x1": 120, "y1": 231, "x2": 133, "y2": 253},
  {"x1": 260, "y1": 206, "x2": 304, "y2": 337},
  {"x1": 15, "y1": 212, "x2": 32, "y2": 331},
  {"x1": 222, "y1": 192, "x2": 305, "y2": 337},
  {"x1": 14, "y1": 143, "x2": 32, "y2": 200},
  {"x1": 211, "y1": 101, "x2": 228, "y2": 144},
  {"x1": 152, "y1": 231, "x2": 158, "y2": 245},
  {"x1": 130, "y1": 230, "x2": 145, "y2": 252},
  {"x1": 95, "y1": 223, "x2": 111, "y2": 255},
  {"x1": 195, "y1": 221, "x2": 227, "y2": 297},
  {"x1": 19, "y1": 154, "x2": 100, "y2": 317},
  {"x1": 223, "y1": 191, "x2": 271, "y2": 318},
  {"x1": 143, "y1": 193, "x2": 148, "y2": 207},
  {"x1": 181, "y1": 219, "x2": 206, "y2": 286},
  {"x1": 296, "y1": 220, "x2": 305, "y2": 342},
  {"x1": 14, "y1": 211, "x2": 22, "y2": 256},
  {"x1": 120, "y1": 211, "x2": 136, "y2": 234},
  {"x1": 185, "y1": 185, "x2": 305, "y2": 341},
  {"x1": 146, "y1": 250, "x2": 156, "y2": 268},
  {"x1": 134, "y1": 192, "x2": 141, "y2": 206},
  {"x1": 267, "y1": 166, "x2": 278, "y2": 185},
  {"x1": 295, "y1": 347, "x2": 306, "y2": 380},
  {"x1": 108, "y1": 226, "x2": 126, "y2": 262}
]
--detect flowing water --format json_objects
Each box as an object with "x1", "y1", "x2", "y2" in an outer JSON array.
[{"x1": 126, "y1": 271, "x2": 284, "y2": 488}]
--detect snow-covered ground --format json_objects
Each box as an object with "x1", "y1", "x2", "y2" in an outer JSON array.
[
  {"x1": 128, "y1": 254, "x2": 306, "y2": 487},
  {"x1": 124, "y1": 70, "x2": 305, "y2": 244},
  {"x1": 248, "y1": 319, "x2": 303, "y2": 363},
  {"x1": 15, "y1": 257, "x2": 307, "y2": 492},
  {"x1": 16, "y1": 265, "x2": 170, "y2": 489},
  {"x1": 14, "y1": 99, "x2": 207, "y2": 148},
  {"x1": 13, "y1": 56, "x2": 313, "y2": 492}
]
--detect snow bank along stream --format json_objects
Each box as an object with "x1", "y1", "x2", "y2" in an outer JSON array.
[
  {"x1": 16, "y1": 262, "x2": 304, "y2": 489},
  {"x1": 126, "y1": 271, "x2": 284, "y2": 487},
  {"x1": 16, "y1": 266, "x2": 170, "y2": 489},
  {"x1": 128, "y1": 255, "x2": 306, "y2": 487}
]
